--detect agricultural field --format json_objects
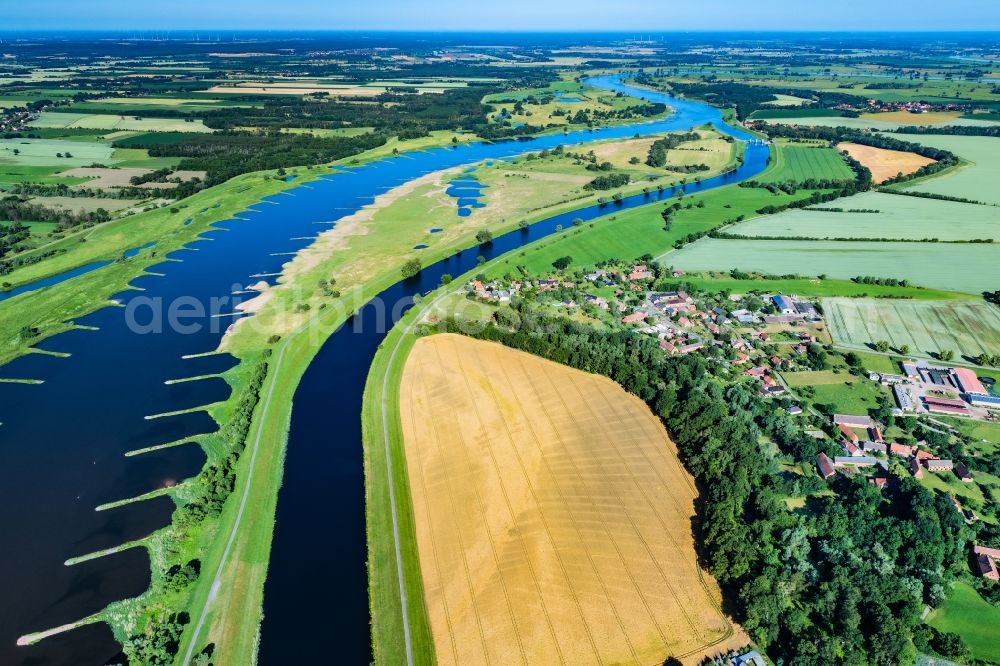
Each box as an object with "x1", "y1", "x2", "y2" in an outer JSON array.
[
  {"x1": 29, "y1": 111, "x2": 212, "y2": 132},
  {"x1": 824, "y1": 298, "x2": 1000, "y2": 360},
  {"x1": 927, "y1": 583, "x2": 1000, "y2": 664},
  {"x1": 0, "y1": 138, "x2": 116, "y2": 167},
  {"x1": 758, "y1": 141, "x2": 854, "y2": 183},
  {"x1": 731, "y1": 191, "x2": 1000, "y2": 241},
  {"x1": 896, "y1": 134, "x2": 1000, "y2": 205},
  {"x1": 669, "y1": 239, "x2": 1000, "y2": 294},
  {"x1": 838, "y1": 142, "x2": 935, "y2": 183},
  {"x1": 761, "y1": 114, "x2": 997, "y2": 131},
  {"x1": 398, "y1": 333, "x2": 741, "y2": 665},
  {"x1": 676, "y1": 271, "x2": 967, "y2": 300}
]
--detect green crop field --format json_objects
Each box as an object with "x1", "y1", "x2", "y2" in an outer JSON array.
[
  {"x1": 678, "y1": 272, "x2": 967, "y2": 300},
  {"x1": 825, "y1": 298, "x2": 1000, "y2": 359},
  {"x1": 732, "y1": 191, "x2": 1000, "y2": 241},
  {"x1": 751, "y1": 108, "x2": 845, "y2": 120},
  {"x1": 927, "y1": 582, "x2": 1000, "y2": 664},
  {"x1": 0, "y1": 138, "x2": 116, "y2": 167},
  {"x1": 759, "y1": 143, "x2": 854, "y2": 183},
  {"x1": 896, "y1": 134, "x2": 1000, "y2": 205},
  {"x1": 669, "y1": 238, "x2": 1000, "y2": 294},
  {"x1": 30, "y1": 111, "x2": 212, "y2": 133}
]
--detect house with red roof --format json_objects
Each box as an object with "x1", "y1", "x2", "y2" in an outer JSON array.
[{"x1": 817, "y1": 453, "x2": 836, "y2": 480}]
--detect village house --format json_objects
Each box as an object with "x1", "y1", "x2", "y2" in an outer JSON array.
[
  {"x1": 974, "y1": 545, "x2": 1000, "y2": 581},
  {"x1": 955, "y1": 463, "x2": 973, "y2": 482},
  {"x1": 911, "y1": 457, "x2": 924, "y2": 479},
  {"x1": 889, "y1": 443, "x2": 913, "y2": 457},
  {"x1": 817, "y1": 452, "x2": 836, "y2": 480},
  {"x1": 837, "y1": 423, "x2": 860, "y2": 445},
  {"x1": 622, "y1": 312, "x2": 648, "y2": 324},
  {"x1": 628, "y1": 264, "x2": 654, "y2": 280},
  {"x1": 788, "y1": 404, "x2": 803, "y2": 415}
]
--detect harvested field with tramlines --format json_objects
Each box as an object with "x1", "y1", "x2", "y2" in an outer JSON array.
[
  {"x1": 838, "y1": 142, "x2": 935, "y2": 184},
  {"x1": 825, "y1": 298, "x2": 1000, "y2": 360},
  {"x1": 398, "y1": 333, "x2": 742, "y2": 666}
]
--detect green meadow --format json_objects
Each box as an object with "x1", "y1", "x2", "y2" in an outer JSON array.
[{"x1": 927, "y1": 582, "x2": 1000, "y2": 664}]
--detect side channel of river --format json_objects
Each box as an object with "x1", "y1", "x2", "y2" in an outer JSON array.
[{"x1": 0, "y1": 75, "x2": 765, "y2": 665}]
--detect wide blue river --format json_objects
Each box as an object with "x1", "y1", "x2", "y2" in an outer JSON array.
[{"x1": 0, "y1": 75, "x2": 767, "y2": 665}]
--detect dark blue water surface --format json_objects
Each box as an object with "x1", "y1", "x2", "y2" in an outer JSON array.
[{"x1": 0, "y1": 75, "x2": 766, "y2": 665}]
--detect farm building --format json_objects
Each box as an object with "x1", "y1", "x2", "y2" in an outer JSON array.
[
  {"x1": 974, "y1": 545, "x2": 1000, "y2": 581},
  {"x1": 730, "y1": 650, "x2": 767, "y2": 666},
  {"x1": 893, "y1": 384, "x2": 914, "y2": 411},
  {"x1": 926, "y1": 459, "x2": 954, "y2": 472},
  {"x1": 834, "y1": 456, "x2": 878, "y2": 467},
  {"x1": 864, "y1": 441, "x2": 888, "y2": 454},
  {"x1": 969, "y1": 394, "x2": 1000, "y2": 409},
  {"x1": 817, "y1": 453, "x2": 836, "y2": 480},
  {"x1": 922, "y1": 396, "x2": 970, "y2": 415},
  {"x1": 952, "y1": 367, "x2": 988, "y2": 395},
  {"x1": 834, "y1": 414, "x2": 876, "y2": 428},
  {"x1": 772, "y1": 295, "x2": 796, "y2": 314},
  {"x1": 911, "y1": 458, "x2": 924, "y2": 479},
  {"x1": 955, "y1": 463, "x2": 973, "y2": 482}
]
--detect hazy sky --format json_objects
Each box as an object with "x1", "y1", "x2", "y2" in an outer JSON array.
[{"x1": 5, "y1": 0, "x2": 999, "y2": 32}]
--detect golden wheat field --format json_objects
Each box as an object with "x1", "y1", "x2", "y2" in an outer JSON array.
[
  {"x1": 839, "y1": 142, "x2": 935, "y2": 183},
  {"x1": 398, "y1": 333, "x2": 743, "y2": 666}
]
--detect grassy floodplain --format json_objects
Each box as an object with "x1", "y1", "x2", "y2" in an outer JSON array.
[
  {"x1": 669, "y1": 239, "x2": 1000, "y2": 294},
  {"x1": 824, "y1": 298, "x2": 1000, "y2": 359},
  {"x1": 484, "y1": 183, "x2": 833, "y2": 278},
  {"x1": 398, "y1": 333, "x2": 741, "y2": 664},
  {"x1": 730, "y1": 191, "x2": 1000, "y2": 241}
]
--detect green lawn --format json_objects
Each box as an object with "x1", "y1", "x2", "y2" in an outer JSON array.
[
  {"x1": 825, "y1": 298, "x2": 1000, "y2": 360},
  {"x1": 759, "y1": 142, "x2": 854, "y2": 184},
  {"x1": 927, "y1": 582, "x2": 1000, "y2": 664}
]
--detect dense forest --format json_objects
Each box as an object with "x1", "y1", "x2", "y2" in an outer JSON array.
[{"x1": 434, "y1": 313, "x2": 975, "y2": 665}]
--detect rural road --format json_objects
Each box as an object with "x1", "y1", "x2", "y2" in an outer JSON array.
[{"x1": 378, "y1": 286, "x2": 459, "y2": 666}]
